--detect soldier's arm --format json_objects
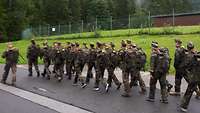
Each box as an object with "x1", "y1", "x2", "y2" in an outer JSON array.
[{"x1": 150, "y1": 53, "x2": 157, "y2": 72}]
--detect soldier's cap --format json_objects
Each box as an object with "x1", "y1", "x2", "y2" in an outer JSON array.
[
  {"x1": 90, "y1": 43, "x2": 95, "y2": 47},
  {"x1": 71, "y1": 43, "x2": 75, "y2": 47},
  {"x1": 66, "y1": 42, "x2": 71, "y2": 45},
  {"x1": 126, "y1": 40, "x2": 132, "y2": 44},
  {"x1": 75, "y1": 42, "x2": 79, "y2": 47},
  {"x1": 110, "y1": 42, "x2": 115, "y2": 48},
  {"x1": 57, "y1": 42, "x2": 61, "y2": 46},
  {"x1": 96, "y1": 41, "x2": 102, "y2": 47},
  {"x1": 175, "y1": 39, "x2": 182, "y2": 44},
  {"x1": 132, "y1": 43, "x2": 137, "y2": 47},
  {"x1": 83, "y1": 42, "x2": 87, "y2": 45},
  {"x1": 159, "y1": 47, "x2": 165, "y2": 53},
  {"x1": 151, "y1": 41, "x2": 158, "y2": 48},
  {"x1": 31, "y1": 39, "x2": 36, "y2": 45},
  {"x1": 187, "y1": 41, "x2": 194, "y2": 49},
  {"x1": 7, "y1": 42, "x2": 14, "y2": 50}
]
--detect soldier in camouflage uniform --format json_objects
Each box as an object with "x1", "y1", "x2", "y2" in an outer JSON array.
[
  {"x1": 85, "y1": 43, "x2": 96, "y2": 84},
  {"x1": 93, "y1": 42, "x2": 106, "y2": 91},
  {"x1": 27, "y1": 39, "x2": 40, "y2": 77},
  {"x1": 64, "y1": 42, "x2": 74, "y2": 80},
  {"x1": 1, "y1": 42, "x2": 19, "y2": 86},
  {"x1": 170, "y1": 39, "x2": 189, "y2": 96},
  {"x1": 73, "y1": 43, "x2": 86, "y2": 86},
  {"x1": 51, "y1": 42, "x2": 65, "y2": 82},
  {"x1": 104, "y1": 43, "x2": 122, "y2": 92},
  {"x1": 40, "y1": 41, "x2": 51, "y2": 80},
  {"x1": 129, "y1": 45, "x2": 147, "y2": 94},
  {"x1": 180, "y1": 42, "x2": 200, "y2": 112},
  {"x1": 146, "y1": 42, "x2": 169, "y2": 103}
]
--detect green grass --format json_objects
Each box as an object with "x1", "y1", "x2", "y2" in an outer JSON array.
[{"x1": 1, "y1": 33, "x2": 200, "y2": 74}]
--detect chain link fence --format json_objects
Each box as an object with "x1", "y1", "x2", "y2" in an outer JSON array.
[{"x1": 28, "y1": 10, "x2": 200, "y2": 38}]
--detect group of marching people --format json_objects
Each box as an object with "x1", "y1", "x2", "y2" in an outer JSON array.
[{"x1": 1, "y1": 38, "x2": 200, "y2": 112}]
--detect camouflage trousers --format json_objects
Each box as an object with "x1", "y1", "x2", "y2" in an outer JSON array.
[
  {"x1": 74, "y1": 61, "x2": 85, "y2": 84},
  {"x1": 54, "y1": 63, "x2": 64, "y2": 81},
  {"x1": 86, "y1": 62, "x2": 95, "y2": 83},
  {"x1": 107, "y1": 67, "x2": 121, "y2": 87},
  {"x1": 175, "y1": 69, "x2": 190, "y2": 92},
  {"x1": 42, "y1": 59, "x2": 51, "y2": 78},
  {"x1": 122, "y1": 69, "x2": 146, "y2": 95},
  {"x1": 2, "y1": 63, "x2": 17, "y2": 83},
  {"x1": 175, "y1": 69, "x2": 200, "y2": 94},
  {"x1": 94, "y1": 64, "x2": 105, "y2": 88},
  {"x1": 180, "y1": 81, "x2": 200, "y2": 109},
  {"x1": 65, "y1": 60, "x2": 74, "y2": 79},
  {"x1": 28, "y1": 58, "x2": 40, "y2": 75},
  {"x1": 148, "y1": 72, "x2": 168, "y2": 101},
  {"x1": 130, "y1": 70, "x2": 146, "y2": 92}
]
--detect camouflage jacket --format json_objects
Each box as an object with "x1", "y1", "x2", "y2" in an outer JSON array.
[
  {"x1": 27, "y1": 44, "x2": 40, "y2": 59},
  {"x1": 2, "y1": 48, "x2": 19, "y2": 64}
]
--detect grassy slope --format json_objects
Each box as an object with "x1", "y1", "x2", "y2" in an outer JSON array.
[{"x1": 1, "y1": 34, "x2": 200, "y2": 74}]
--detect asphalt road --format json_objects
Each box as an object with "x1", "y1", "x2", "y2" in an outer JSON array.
[
  {"x1": 0, "y1": 89, "x2": 58, "y2": 113},
  {"x1": 0, "y1": 64, "x2": 199, "y2": 113}
]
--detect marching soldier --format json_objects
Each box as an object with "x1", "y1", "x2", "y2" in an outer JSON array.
[
  {"x1": 41, "y1": 41, "x2": 51, "y2": 80},
  {"x1": 65, "y1": 42, "x2": 74, "y2": 80},
  {"x1": 52, "y1": 42, "x2": 65, "y2": 82},
  {"x1": 1, "y1": 42, "x2": 19, "y2": 86},
  {"x1": 146, "y1": 42, "x2": 169, "y2": 103},
  {"x1": 85, "y1": 43, "x2": 96, "y2": 84},
  {"x1": 73, "y1": 43, "x2": 86, "y2": 86},
  {"x1": 104, "y1": 43, "x2": 121, "y2": 92},
  {"x1": 180, "y1": 42, "x2": 200, "y2": 112},
  {"x1": 93, "y1": 42, "x2": 106, "y2": 91},
  {"x1": 170, "y1": 39, "x2": 188, "y2": 96},
  {"x1": 27, "y1": 39, "x2": 40, "y2": 77}
]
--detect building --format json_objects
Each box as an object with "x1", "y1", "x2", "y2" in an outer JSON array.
[{"x1": 152, "y1": 12, "x2": 200, "y2": 27}]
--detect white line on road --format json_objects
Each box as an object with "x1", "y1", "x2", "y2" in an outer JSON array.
[{"x1": 0, "y1": 83, "x2": 92, "y2": 113}]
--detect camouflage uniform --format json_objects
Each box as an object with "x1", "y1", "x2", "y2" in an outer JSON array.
[
  {"x1": 85, "y1": 43, "x2": 96, "y2": 83},
  {"x1": 41, "y1": 42, "x2": 51, "y2": 80},
  {"x1": 171, "y1": 39, "x2": 190, "y2": 95},
  {"x1": 93, "y1": 43, "x2": 106, "y2": 91},
  {"x1": 147, "y1": 44, "x2": 169, "y2": 103},
  {"x1": 180, "y1": 51, "x2": 200, "y2": 111},
  {"x1": 73, "y1": 44, "x2": 86, "y2": 85},
  {"x1": 27, "y1": 40, "x2": 40, "y2": 77},
  {"x1": 65, "y1": 43, "x2": 74, "y2": 80},
  {"x1": 104, "y1": 44, "x2": 121, "y2": 92},
  {"x1": 1, "y1": 43, "x2": 19, "y2": 85},
  {"x1": 52, "y1": 44, "x2": 65, "y2": 82},
  {"x1": 129, "y1": 47, "x2": 147, "y2": 94}
]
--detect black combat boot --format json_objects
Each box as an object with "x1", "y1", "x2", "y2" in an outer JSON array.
[{"x1": 37, "y1": 72, "x2": 40, "y2": 77}]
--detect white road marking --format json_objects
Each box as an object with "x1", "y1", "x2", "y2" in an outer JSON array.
[{"x1": 0, "y1": 83, "x2": 92, "y2": 113}]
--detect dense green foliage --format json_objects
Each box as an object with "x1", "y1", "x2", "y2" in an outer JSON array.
[{"x1": 0, "y1": 0, "x2": 196, "y2": 42}]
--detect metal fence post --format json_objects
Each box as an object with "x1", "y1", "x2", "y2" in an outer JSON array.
[
  {"x1": 39, "y1": 25, "x2": 41, "y2": 36},
  {"x1": 173, "y1": 8, "x2": 175, "y2": 26},
  {"x1": 58, "y1": 24, "x2": 61, "y2": 35},
  {"x1": 95, "y1": 17, "x2": 98, "y2": 31},
  {"x1": 128, "y1": 14, "x2": 131, "y2": 36},
  {"x1": 47, "y1": 24, "x2": 50, "y2": 36},
  {"x1": 110, "y1": 16, "x2": 112, "y2": 37},
  {"x1": 81, "y1": 20, "x2": 84, "y2": 33},
  {"x1": 148, "y1": 11, "x2": 151, "y2": 34},
  {"x1": 69, "y1": 22, "x2": 71, "y2": 34}
]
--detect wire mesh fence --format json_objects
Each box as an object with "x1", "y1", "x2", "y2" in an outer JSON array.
[{"x1": 29, "y1": 10, "x2": 200, "y2": 38}]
